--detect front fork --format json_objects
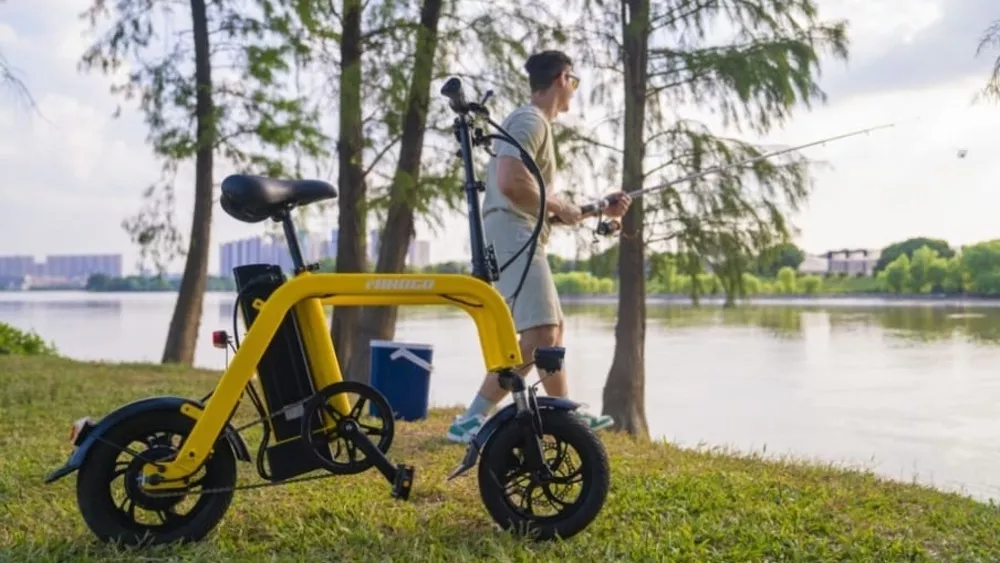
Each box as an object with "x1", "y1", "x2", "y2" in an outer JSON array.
[
  {"x1": 497, "y1": 346, "x2": 565, "y2": 476},
  {"x1": 447, "y1": 346, "x2": 567, "y2": 481},
  {"x1": 498, "y1": 371, "x2": 549, "y2": 475}
]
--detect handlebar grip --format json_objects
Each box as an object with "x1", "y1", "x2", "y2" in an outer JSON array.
[{"x1": 441, "y1": 77, "x2": 470, "y2": 114}]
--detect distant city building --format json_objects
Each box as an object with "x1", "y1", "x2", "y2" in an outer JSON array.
[
  {"x1": 826, "y1": 249, "x2": 880, "y2": 277},
  {"x1": 0, "y1": 253, "x2": 122, "y2": 288},
  {"x1": 797, "y1": 248, "x2": 881, "y2": 277},
  {"x1": 0, "y1": 255, "x2": 35, "y2": 278},
  {"x1": 369, "y1": 228, "x2": 380, "y2": 263},
  {"x1": 219, "y1": 234, "x2": 294, "y2": 277},
  {"x1": 797, "y1": 255, "x2": 829, "y2": 276},
  {"x1": 218, "y1": 228, "x2": 430, "y2": 277},
  {"x1": 368, "y1": 229, "x2": 432, "y2": 268},
  {"x1": 408, "y1": 239, "x2": 431, "y2": 269}
]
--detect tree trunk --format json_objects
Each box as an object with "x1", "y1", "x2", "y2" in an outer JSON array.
[
  {"x1": 346, "y1": 0, "x2": 443, "y2": 383},
  {"x1": 602, "y1": 0, "x2": 650, "y2": 438},
  {"x1": 161, "y1": 0, "x2": 213, "y2": 365},
  {"x1": 329, "y1": 0, "x2": 367, "y2": 367}
]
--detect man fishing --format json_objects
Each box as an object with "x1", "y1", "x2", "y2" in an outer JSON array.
[{"x1": 447, "y1": 50, "x2": 632, "y2": 444}]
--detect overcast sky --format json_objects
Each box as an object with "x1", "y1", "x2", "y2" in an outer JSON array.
[{"x1": 1, "y1": 0, "x2": 998, "y2": 274}]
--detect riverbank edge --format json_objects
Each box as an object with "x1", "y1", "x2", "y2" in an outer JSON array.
[
  {"x1": 10, "y1": 288, "x2": 1000, "y2": 306},
  {"x1": 561, "y1": 292, "x2": 1000, "y2": 306}
]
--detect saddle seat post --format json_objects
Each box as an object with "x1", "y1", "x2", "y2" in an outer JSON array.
[{"x1": 275, "y1": 207, "x2": 307, "y2": 274}]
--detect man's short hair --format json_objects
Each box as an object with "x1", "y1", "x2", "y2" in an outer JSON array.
[{"x1": 525, "y1": 50, "x2": 573, "y2": 92}]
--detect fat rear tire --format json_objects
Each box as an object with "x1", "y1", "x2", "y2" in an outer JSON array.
[{"x1": 76, "y1": 409, "x2": 236, "y2": 546}]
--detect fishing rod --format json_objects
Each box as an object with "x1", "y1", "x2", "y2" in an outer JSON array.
[{"x1": 554, "y1": 121, "x2": 898, "y2": 236}]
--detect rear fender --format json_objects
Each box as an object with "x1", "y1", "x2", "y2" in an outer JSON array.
[
  {"x1": 44, "y1": 396, "x2": 251, "y2": 484},
  {"x1": 446, "y1": 396, "x2": 580, "y2": 481}
]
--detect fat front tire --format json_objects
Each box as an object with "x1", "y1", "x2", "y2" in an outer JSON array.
[
  {"x1": 477, "y1": 409, "x2": 610, "y2": 541},
  {"x1": 76, "y1": 409, "x2": 237, "y2": 546}
]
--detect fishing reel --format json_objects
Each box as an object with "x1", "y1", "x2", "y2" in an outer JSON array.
[
  {"x1": 595, "y1": 218, "x2": 622, "y2": 236},
  {"x1": 580, "y1": 199, "x2": 623, "y2": 241}
]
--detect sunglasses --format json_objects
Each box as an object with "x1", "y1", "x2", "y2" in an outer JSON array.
[{"x1": 566, "y1": 72, "x2": 580, "y2": 89}]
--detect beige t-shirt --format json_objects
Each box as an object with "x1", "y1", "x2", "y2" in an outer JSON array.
[{"x1": 482, "y1": 103, "x2": 556, "y2": 246}]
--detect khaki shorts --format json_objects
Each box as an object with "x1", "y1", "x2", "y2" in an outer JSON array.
[{"x1": 484, "y1": 211, "x2": 563, "y2": 333}]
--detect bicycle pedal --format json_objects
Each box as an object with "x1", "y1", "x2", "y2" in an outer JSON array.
[{"x1": 391, "y1": 464, "x2": 415, "y2": 501}]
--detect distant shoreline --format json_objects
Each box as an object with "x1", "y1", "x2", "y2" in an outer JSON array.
[
  {"x1": 561, "y1": 293, "x2": 1000, "y2": 307},
  {"x1": 4, "y1": 288, "x2": 1000, "y2": 308}
]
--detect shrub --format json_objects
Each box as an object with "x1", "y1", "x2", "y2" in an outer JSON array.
[
  {"x1": 0, "y1": 322, "x2": 57, "y2": 356},
  {"x1": 553, "y1": 272, "x2": 616, "y2": 295},
  {"x1": 800, "y1": 275, "x2": 823, "y2": 295}
]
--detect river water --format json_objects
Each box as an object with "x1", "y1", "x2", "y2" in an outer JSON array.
[{"x1": 3, "y1": 290, "x2": 1000, "y2": 502}]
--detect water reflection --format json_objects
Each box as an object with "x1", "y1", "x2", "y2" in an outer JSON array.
[
  {"x1": 0, "y1": 298, "x2": 123, "y2": 313},
  {"x1": 619, "y1": 303, "x2": 1000, "y2": 347}
]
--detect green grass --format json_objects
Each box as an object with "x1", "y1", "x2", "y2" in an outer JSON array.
[{"x1": 3, "y1": 356, "x2": 1000, "y2": 561}]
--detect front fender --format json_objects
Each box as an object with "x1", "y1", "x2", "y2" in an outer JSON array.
[
  {"x1": 446, "y1": 396, "x2": 580, "y2": 481},
  {"x1": 44, "y1": 395, "x2": 251, "y2": 484}
]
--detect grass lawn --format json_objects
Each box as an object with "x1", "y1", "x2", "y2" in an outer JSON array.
[{"x1": 2, "y1": 355, "x2": 1000, "y2": 562}]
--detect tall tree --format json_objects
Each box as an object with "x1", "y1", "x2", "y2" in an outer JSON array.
[
  {"x1": 329, "y1": 0, "x2": 368, "y2": 364},
  {"x1": 1, "y1": 52, "x2": 34, "y2": 109},
  {"x1": 567, "y1": 0, "x2": 849, "y2": 436},
  {"x1": 344, "y1": 0, "x2": 444, "y2": 382},
  {"x1": 874, "y1": 237, "x2": 953, "y2": 273},
  {"x1": 977, "y1": 20, "x2": 1000, "y2": 102},
  {"x1": 602, "y1": 0, "x2": 651, "y2": 436},
  {"x1": 81, "y1": 0, "x2": 328, "y2": 365},
  {"x1": 297, "y1": 0, "x2": 440, "y2": 365},
  {"x1": 1, "y1": 0, "x2": 36, "y2": 110},
  {"x1": 338, "y1": 0, "x2": 568, "y2": 380}
]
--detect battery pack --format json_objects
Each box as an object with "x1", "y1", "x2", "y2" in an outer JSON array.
[{"x1": 233, "y1": 263, "x2": 334, "y2": 481}]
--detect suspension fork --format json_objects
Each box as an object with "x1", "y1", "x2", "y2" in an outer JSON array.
[{"x1": 497, "y1": 369, "x2": 550, "y2": 474}]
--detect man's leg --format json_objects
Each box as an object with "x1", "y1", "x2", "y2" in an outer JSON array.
[
  {"x1": 551, "y1": 318, "x2": 613, "y2": 430},
  {"x1": 447, "y1": 216, "x2": 611, "y2": 443},
  {"x1": 447, "y1": 318, "x2": 613, "y2": 443},
  {"x1": 446, "y1": 324, "x2": 557, "y2": 443},
  {"x1": 480, "y1": 323, "x2": 564, "y2": 401}
]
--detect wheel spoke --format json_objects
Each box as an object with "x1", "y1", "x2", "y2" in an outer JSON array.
[
  {"x1": 549, "y1": 465, "x2": 583, "y2": 485},
  {"x1": 299, "y1": 381, "x2": 395, "y2": 475},
  {"x1": 186, "y1": 473, "x2": 208, "y2": 489},
  {"x1": 323, "y1": 404, "x2": 343, "y2": 423},
  {"x1": 349, "y1": 396, "x2": 367, "y2": 419},
  {"x1": 541, "y1": 483, "x2": 572, "y2": 508},
  {"x1": 546, "y1": 440, "x2": 569, "y2": 468},
  {"x1": 117, "y1": 496, "x2": 138, "y2": 521},
  {"x1": 520, "y1": 482, "x2": 537, "y2": 514},
  {"x1": 345, "y1": 437, "x2": 359, "y2": 462},
  {"x1": 156, "y1": 509, "x2": 180, "y2": 525}
]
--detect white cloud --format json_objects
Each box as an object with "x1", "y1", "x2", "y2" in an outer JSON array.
[
  {"x1": 0, "y1": 0, "x2": 998, "y2": 273},
  {"x1": 0, "y1": 22, "x2": 17, "y2": 45}
]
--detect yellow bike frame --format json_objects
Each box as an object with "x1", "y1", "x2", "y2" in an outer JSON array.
[{"x1": 144, "y1": 271, "x2": 523, "y2": 485}]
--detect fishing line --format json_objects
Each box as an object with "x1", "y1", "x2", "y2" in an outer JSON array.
[{"x1": 554, "y1": 117, "x2": 916, "y2": 237}]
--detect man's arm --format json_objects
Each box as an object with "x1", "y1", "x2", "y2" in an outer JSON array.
[
  {"x1": 493, "y1": 111, "x2": 570, "y2": 218},
  {"x1": 496, "y1": 156, "x2": 569, "y2": 217}
]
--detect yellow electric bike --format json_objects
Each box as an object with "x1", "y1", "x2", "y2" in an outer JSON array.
[{"x1": 45, "y1": 77, "x2": 610, "y2": 545}]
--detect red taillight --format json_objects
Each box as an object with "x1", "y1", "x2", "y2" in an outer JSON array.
[{"x1": 212, "y1": 330, "x2": 230, "y2": 349}]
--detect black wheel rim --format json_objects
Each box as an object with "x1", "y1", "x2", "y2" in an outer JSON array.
[
  {"x1": 103, "y1": 429, "x2": 218, "y2": 535},
  {"x1": 497, "y1": 434, "x2": 587, "y2": 521}
]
